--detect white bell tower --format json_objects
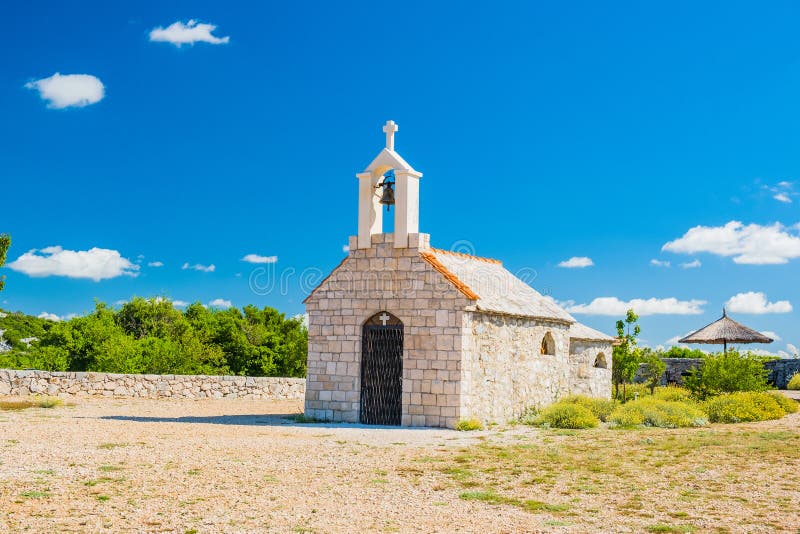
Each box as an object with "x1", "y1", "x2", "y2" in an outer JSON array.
[{"x1": 356, "y1": 120, "x2": 423, "y2": 249}]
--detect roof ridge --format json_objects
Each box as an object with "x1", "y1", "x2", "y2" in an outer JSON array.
[
  {"x1": 429, "y1": 247, "x2": 502, "y2": 265},
  {"x1": 419, "y1": 251, "x2": 480, "y2": 301}
]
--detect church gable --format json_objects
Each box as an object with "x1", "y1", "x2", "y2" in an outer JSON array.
[{"x1": 305, "y1": 234, "x2": 473, "y2": 310}]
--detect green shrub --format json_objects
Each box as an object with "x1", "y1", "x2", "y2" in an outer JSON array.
[
  {"x1": 766, "y1": 392, "x2": 799, "y2": 414},
  {"x1": 683, "y1": 350, "x2": 769, "y2": 399},
  {"x1": 535, "y1": 402, "x2": 598, "y2": 429},
  {"x1": 788, "y1": 373, "x2": 800, "y2": 391},
  {"x1": 614, "y1": 383, "x2": 651, "y2": 402},
  {"x1": 703, "y1": 392, "x2": 787, "y2": 423},
  {"x1": 651, "y1": 386, "x2": 693, "y2": 402},
  {"x1": 517, "y1": 407, "x2": 538, "y2": 426},
  {"x1": 609, "y1": 398, "x2": 708, "y2": 428},
  {"x1": 455, "y1": 418, "x2": 484, "y2": 431},
  {"x1": 639, "y1": 350, "x2": 667, "y2": 394},
  {"x1": 559, "y1": 395, "x2": 617, "y2": 422},
  {"x1": 35, "y1": 396, "x2": 62, "y2": 408}
]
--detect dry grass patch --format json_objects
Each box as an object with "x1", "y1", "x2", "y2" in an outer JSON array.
[
  {"x1": 0, "y1": 396, "x2": 62, "y2": 410},
  {"x1": 433, "y1": 419, "x2": 800, "y2": 530}
]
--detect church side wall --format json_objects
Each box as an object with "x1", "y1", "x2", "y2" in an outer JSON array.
[
  {"x1": 305, "y1": 233, "x2": 471, "y2": 428},
  {"x1": 460, "y1": 312, "x2": 572, "y2": 423},
  {"x1": 567, "y1": 340, "x2": 613, "y2": 398}
]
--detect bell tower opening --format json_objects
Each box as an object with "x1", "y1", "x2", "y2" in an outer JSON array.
[{"x1": 356, "y1": 120, "x2": 422, "y2": 249}]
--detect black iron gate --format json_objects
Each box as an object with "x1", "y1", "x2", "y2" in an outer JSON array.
[{"x1": 360, "y1": 317, "x2": 403, "y2": 426}]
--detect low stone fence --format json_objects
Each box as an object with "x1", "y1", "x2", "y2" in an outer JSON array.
[
  {"x1": 634, "y1": 358, "x2": 800, "y2": 389},
  {"x1": 0, "y1": 369, "x2": 306, "y2": 400},
  {"x1": 764, "y1": 359, "x2": 800, "y2": 389}
]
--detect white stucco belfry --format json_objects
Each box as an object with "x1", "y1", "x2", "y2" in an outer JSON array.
[{"x1": 305, "y1": 121, "x2": 614, "y2": 428}]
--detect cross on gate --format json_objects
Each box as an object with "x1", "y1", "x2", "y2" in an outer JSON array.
[{"x1": 378, "y1": 313, "x2": 391, "y2": 326}]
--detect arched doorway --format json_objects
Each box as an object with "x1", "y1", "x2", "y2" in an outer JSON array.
[{"x1": 360, "y1": 311, "x2": 403, "y2": 425}]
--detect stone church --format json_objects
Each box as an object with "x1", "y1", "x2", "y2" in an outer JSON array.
[{"x1": 304, "y1": 121, "x2": 613, "y2": 428}]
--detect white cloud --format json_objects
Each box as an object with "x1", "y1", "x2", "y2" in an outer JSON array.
[
  {"x1": 208, "y1": 298, "x2": 232, "y2": 308},
  {"x1": 787, "y1": 343, "x2": 799, "y2": 356},
  {"x1": 241, "y1": 254, "x2": 278, "y2": 264},
  {"x1": 25, "y1": 73, "x2": 105, "y2": 109},
  {"x1": 37, "y1": 312, "x2": 78, "y2": 322},
  {"x1": 725, "y1": 291, "x2": 792, "y2": 314},
  {"x1": 149, "y1": 20, "x2": 230, "y2": 46},
  {"x1": 148, "y1": 261, "x2": 164, "y2": 267},
  {"x1": 558, "y1": 256, "x2": 594, "y2": 268},
  {"x1": 764, "y1": 181, "x2": 795, "y2": 204},
  {"x1": 746, "y1": 349, "x2": 781, "y2": 357},
  {"x1": 564, "y1": 296, "x2": 706, "y2": 316},
  {"x1": 172, "y1": 300, "x2": 189, "y2": 307},
  {"x1": 8, "y1": 246, "x2": 139, "y2": 281},
  {"x1": 680, "y1": 259, "x2": 702, "y2": 269},
  {"x1": 343, "y1": 245, "x2": 350, "y2": 253},
  {"x1": 760, "y1": 331, "x2": 781, "y2": 341},
  {"x1": 182, "y1": 262, "x2": 215, "y2": 273},
  {"x1": 662, "y1": 221, "x2": 800, "y2": 264},
  {"x1": 665, "y1": 331, "x2": 695, "y2": 346},
  {"x1": 650, "y1": 259, "x2": 670, "y2": 267},
  {"x1": 293, "y1": 313, "x2": 309, "y2": 327}
]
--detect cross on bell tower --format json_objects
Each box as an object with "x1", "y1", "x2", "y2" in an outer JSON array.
[
  {"x1": 355, "y1": 120, "x2": 423, "y2": 249},
  {"x1": 383, "y1": 120, "x2": 398, "y2": 151}
]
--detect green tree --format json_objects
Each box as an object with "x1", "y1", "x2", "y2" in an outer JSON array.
[
  {"x1": 0, "y1": 233, "x2": 10, "y2": 292},
  {"x1": 2, "y1": 297, "x2": 305, "y2": 377},
  {"x1": 662, "y1": 346, "x2": 706, "y2": 359},
  {"x1": 639, "y1": 349, "x2": 667, "y2": 394},
  {"x1": 613, "y1": 309, "x2": 641, "y2": 401},
  {"x1": 683, "y1": 350, "x2": 770, "y2": 399}
]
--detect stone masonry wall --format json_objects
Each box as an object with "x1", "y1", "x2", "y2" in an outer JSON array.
[
  {"x1": 304, "y1": 233, "x2": 472, "y2": 428},
  {"x1": 460, "y1": 312, "x2": 573, "y2": 423},
  {"x1": 568, "y1": 340, "x2": 613, "y2": 398},
  {"x1": 0, "y1": 369, "x2": 305, "y2": 400}
]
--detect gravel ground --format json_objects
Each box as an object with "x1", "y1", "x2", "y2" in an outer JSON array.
[
  {"x1": 0, "y1": 398, "x2": 536, "y2": 533},
  {"x1": 1, "y1": 396, "x2": 798, "y2": 533}
]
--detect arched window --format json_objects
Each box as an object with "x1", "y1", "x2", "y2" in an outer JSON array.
[
  {"x1": 594, "y1": 352, "x2": 608, "y2": 369},
  {"x1": 540, "y1": 332, "x2": 555, "y2": 355}
]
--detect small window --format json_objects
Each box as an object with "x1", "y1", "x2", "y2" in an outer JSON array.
[
  {"x1": 540, "y1": 332, "x2": 555, "y2": 355},
  {"x1": 594, "y1": 352, "x2": 607, "y2": 369}
]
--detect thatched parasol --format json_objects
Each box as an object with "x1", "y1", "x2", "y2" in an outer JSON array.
[{"x1": 678, "y1": 308, "x2": 773, "y2": 353}]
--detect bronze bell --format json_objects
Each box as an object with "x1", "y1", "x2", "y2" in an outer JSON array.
[{"x1": 378, "y1": 180, "x2": 395, "y2": 210}]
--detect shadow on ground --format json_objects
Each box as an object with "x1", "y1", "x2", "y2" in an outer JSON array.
[{"x1": 96, "y1": 414, "x2": 434, "y2": 430}]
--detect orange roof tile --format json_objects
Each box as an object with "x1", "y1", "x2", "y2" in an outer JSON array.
[{"x1": 419, "y1": 251, "x2": 480, "y2": 301}]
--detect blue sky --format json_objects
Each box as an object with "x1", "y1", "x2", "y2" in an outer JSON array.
[{"x1": 2, "y1": 1, "x2": 800, "y2": 355}]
